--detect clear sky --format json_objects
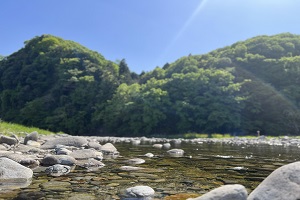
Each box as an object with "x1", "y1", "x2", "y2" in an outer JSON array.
[{"x1": 1, "y1": 0, "x2": 300, "y2": 73}]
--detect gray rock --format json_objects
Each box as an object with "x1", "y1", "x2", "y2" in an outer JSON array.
[
  {"x1": 101, "y1": 143, "x2": 119, "y2": 159},
  {"x1": 2, "y1": 153, "x2": 39, "y2": 168},
  {"x1": 187, "y1": 184, "x2": 247, "y2": 200},
  {"x1": 121, "y1": 185, "x2": 155, "y2": 200},
  {"x1": 24, "y1": 131, "x2": 39, "y2": 145},
  {"x1": 0, "y1": 135, "x2": 19, "y2": 146},
  {"x1": 41, "y1": 155, "x2": 77, "y2": 166},
  {"x1": 45, "y1": 164, "x2": 71, "y2": 176},
  {"x1": 70, "y1": 149, "x2": 103, "y2": 161},
  {"x1": 0, "y1": 157, "x2": 33, "y2": 180},
  {"x1": 77, "y1": 158, "x2": 105, "y2": 171},
  {"x1": 167, "y1": 149, "x2": 184, "y2": 157},
  {"x1": 15, "y1": 144, "x2": 45, "y2": 154},
  {"x1": 55, "y1": 147, "x2": 72, "y2": 155},
  {"x1": 248, "y1": 161, "x2": 300, "y2": 200},
  {"x1": 41, "y1": 136, "x2": 88, "y2": 149},
  {"x1": 87, "y1": 141, "x2": 102, "y2": 150}
]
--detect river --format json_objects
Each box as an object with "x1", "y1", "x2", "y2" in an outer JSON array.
[{"x1": 0, "y1": 138, "x2": 299, "y2": 199}]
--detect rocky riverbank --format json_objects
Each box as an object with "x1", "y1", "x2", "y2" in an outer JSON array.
[{"x1": 0, "y1": 133, "x2": 300, "y2": 199}]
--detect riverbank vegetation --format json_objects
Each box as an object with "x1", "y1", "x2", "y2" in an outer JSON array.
[
  {"x1": 0, "y1": 120, "x2": 57, "y2": 136},
  {"x1": 1, "y1": 33, "x2": 300, "y2": 136}
]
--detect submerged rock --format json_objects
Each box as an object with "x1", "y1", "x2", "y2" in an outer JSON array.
[
  {"x1": 187, "y1": 184, "x2": 247, "y2": 200},
  {"x1": 119, "y1": 166, "x2": 144, "y2": 171},
  {"x1": 125, "y1": 158, "x2": 145, "y2": 165},
  {"x1": 45, "y1": 164, "x2": 71, "y2": 177},
  {"x1": 167, "y1": 149, "x2": 184, "y2": 157},
  {"x1": 248, "y1": 161, "x2": 300, "y2": 200},
  {"x1": 120, "y1": 185, "x2": 155, "y2": 200}
]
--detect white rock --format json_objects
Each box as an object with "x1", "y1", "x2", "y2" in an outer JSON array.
[
  {"x1": 0, "y1": 157, "x2": 33, "y2": 180},
  {"x1": 126, "y1": 158, "x2": 145, "y2": 165},
  {"x1": 167, "y1": 149, "x2": 184, "y2": 157},
  {"x1": 248, "y1": 161, "x2": 300, "y2": 200},
  {"x1": 121, "y1": 185, "x2": 155, "y2": 199},
  {"x1": 144, "y1": 153, "x2": 154, "y2": 158},
  {"x1": 152, "y1": 144, "x2": 163, "y2": 149},
  {"x1": 45, "y1": 164, "x2": 71, "y2": 177}
]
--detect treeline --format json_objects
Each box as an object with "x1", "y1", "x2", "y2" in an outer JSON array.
[{"x1": 0, "y1": 33, "x2": 300, "y2": 136}]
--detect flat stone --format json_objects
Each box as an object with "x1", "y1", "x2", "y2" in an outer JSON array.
[{"x1": 41, "y1": 136, "x2": 88, "y2": 149}]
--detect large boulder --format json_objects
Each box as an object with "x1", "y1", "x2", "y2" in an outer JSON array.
[
  {"x1": 0, "y1": 157, "x2": 33, "y2": 180},
  {"x1": 187, "y1": 184, "x2": 247, "y2": 200},
  {"x1": 248, "y1": 161, "x2": 300, "y2": 200},
  {"x1": 41, "y1": 136, "x2": 88, "y2": 149}
]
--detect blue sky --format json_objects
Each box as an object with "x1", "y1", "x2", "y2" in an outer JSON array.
[{"x1": 1, "y1": 0, "x2": 300, "y2": 73}]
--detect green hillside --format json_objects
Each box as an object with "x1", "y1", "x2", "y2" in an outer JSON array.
[{"x1": 1, "y1": 33, "x2": 300, "y2": 136}]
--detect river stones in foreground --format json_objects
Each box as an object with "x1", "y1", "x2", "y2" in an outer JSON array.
[
  {"x1": 120, "y1": 185, "x2": 155, "y2": 200},
  {"x1": 187, "y1": 184, "x2": 247, "y2": 200},
  {"x1": 0, "y1": 157, "x2": 33, "y2": 180},
  {"x1": 248, "y1": 161, "x2": 300, "y2": 200}
]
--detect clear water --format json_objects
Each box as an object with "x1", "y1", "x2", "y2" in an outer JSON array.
[{"x1": 0, "y1": 141, "x2": 299, "y2": 199}]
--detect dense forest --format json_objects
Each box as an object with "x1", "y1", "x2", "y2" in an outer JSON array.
[{"x1": 0, "y1": 33, "x2": 300, "y2": 136}]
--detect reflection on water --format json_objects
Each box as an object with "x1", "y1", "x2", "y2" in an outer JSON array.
[{"x1": 0, "y1": 141, "x2": 299, "y2": 199}]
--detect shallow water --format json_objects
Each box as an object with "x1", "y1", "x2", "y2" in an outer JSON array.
[{"x1": 0, "y1": 140, "x2": 299, "y2": 199}]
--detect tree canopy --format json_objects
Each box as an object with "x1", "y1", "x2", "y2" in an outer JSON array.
[{"x1": 1, "y1": 33, "x2": 300, "y2": 136}]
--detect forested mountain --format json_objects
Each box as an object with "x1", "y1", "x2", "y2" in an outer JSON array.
[{"x1": 1, "y1": 33, "x2": 300, "y2": 136}]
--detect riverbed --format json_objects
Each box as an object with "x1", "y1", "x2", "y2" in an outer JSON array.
[{"x1": 0, "y1": 137, "x2": 299, "y2": 199}]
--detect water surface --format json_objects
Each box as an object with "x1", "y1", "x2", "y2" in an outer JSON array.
[{"x1": 0, "y1": 140, "x2": 298, "y2": 199}]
